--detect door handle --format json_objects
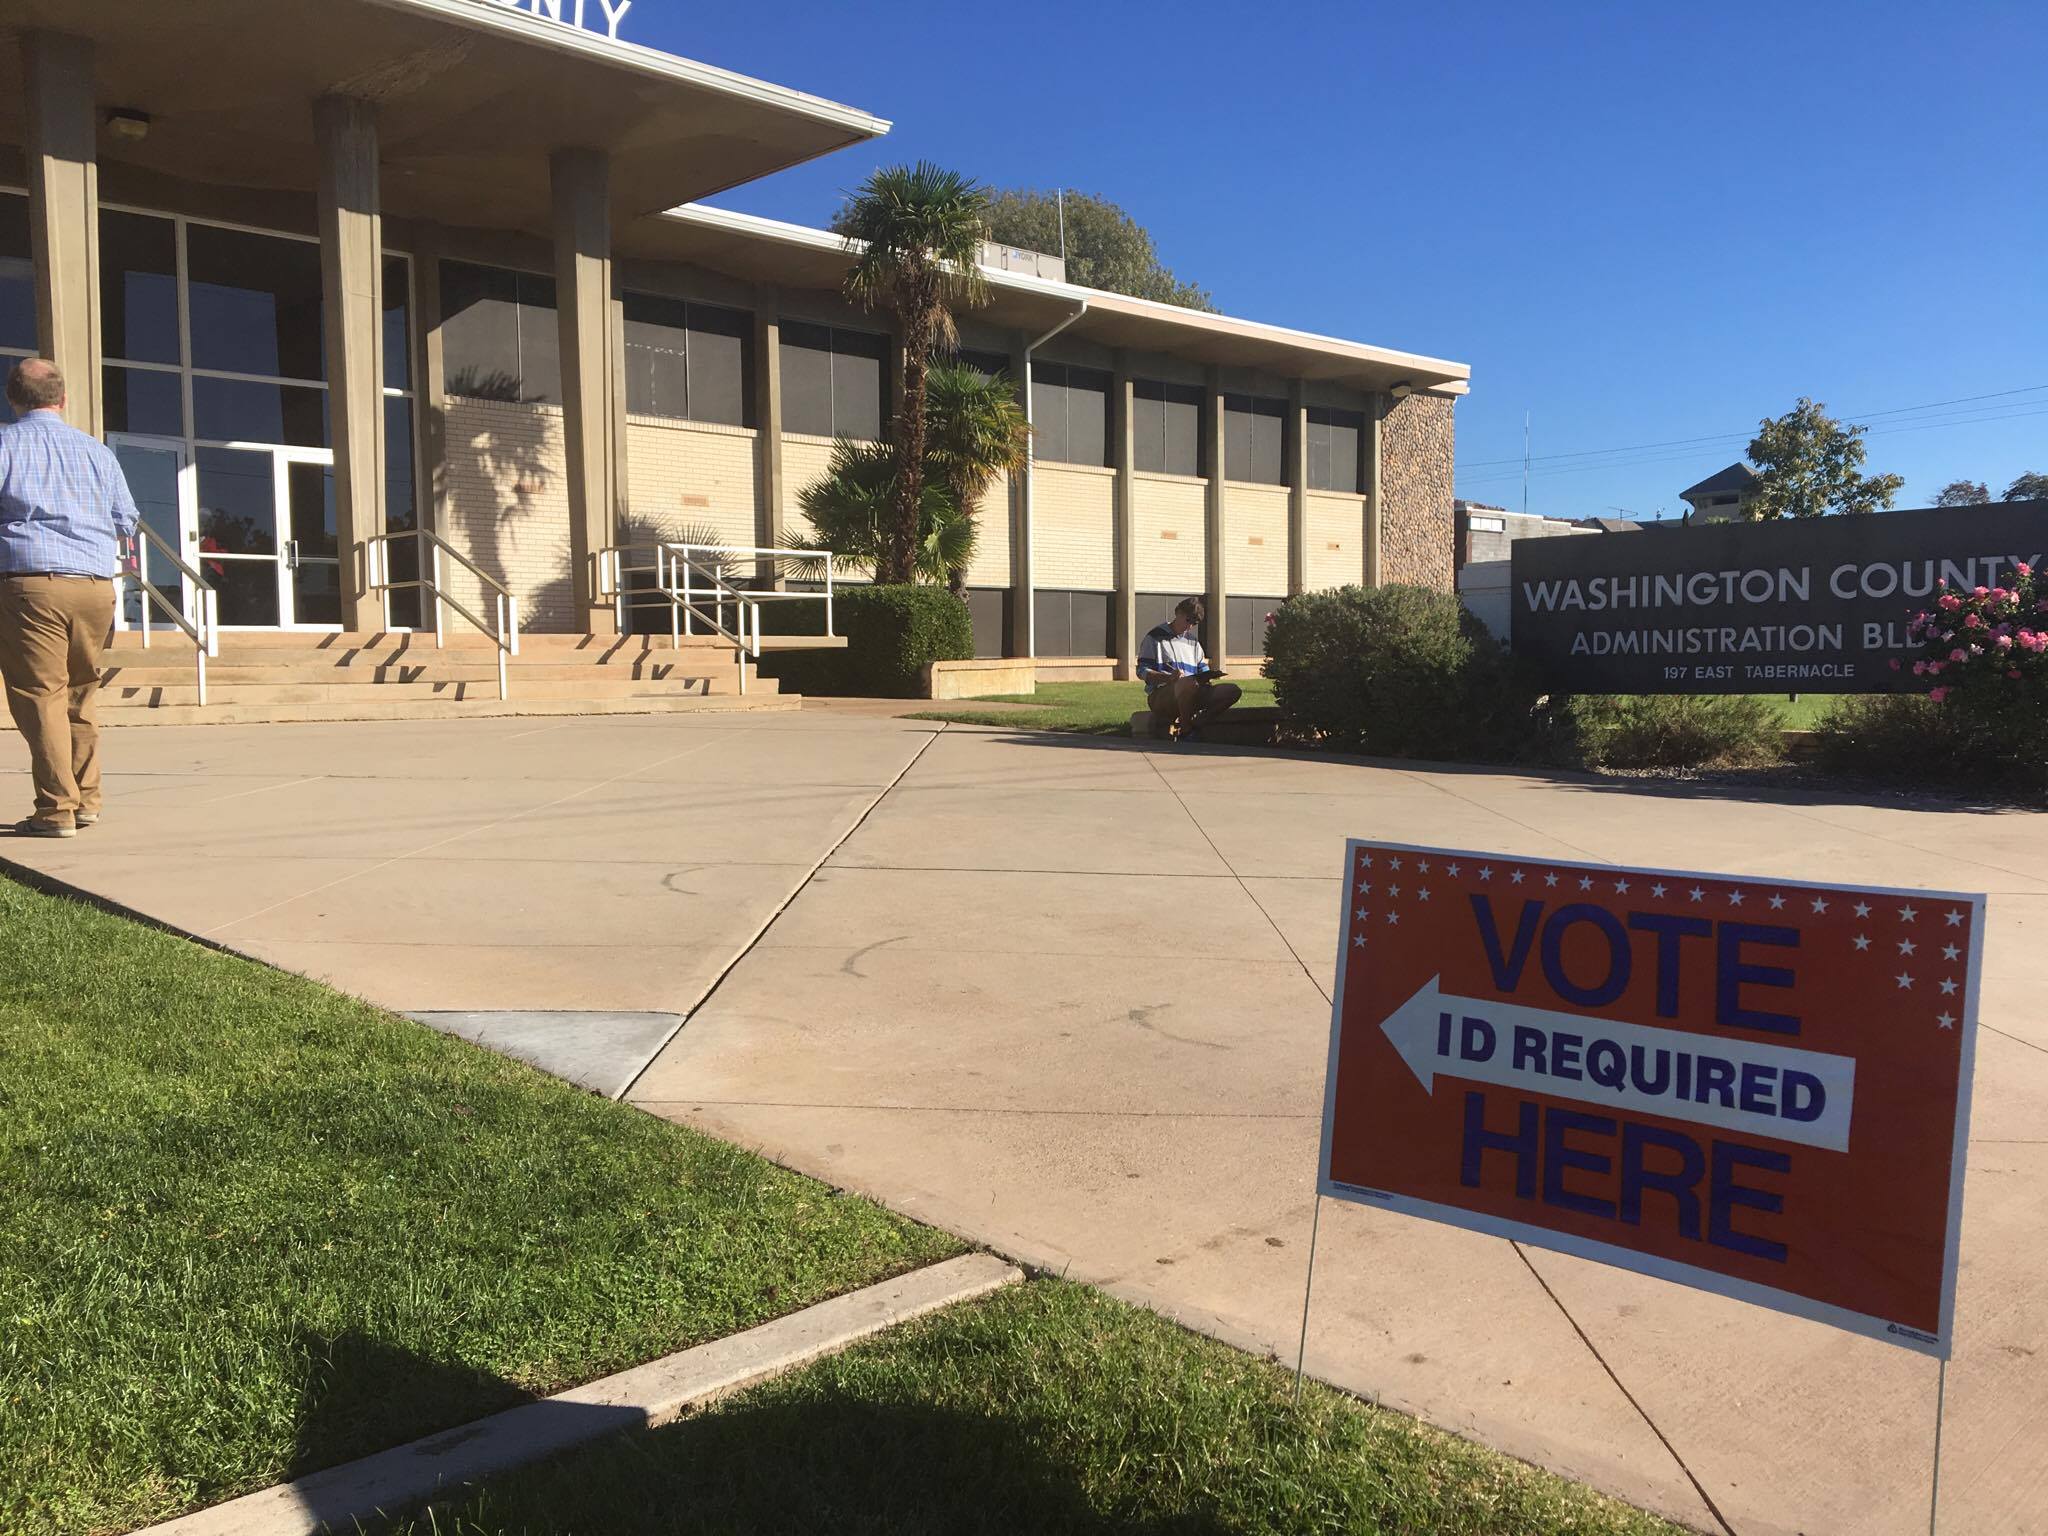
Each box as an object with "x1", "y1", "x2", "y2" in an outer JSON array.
[{"x1": 283, "y1": 540, "x2": 300, "y2": 571}]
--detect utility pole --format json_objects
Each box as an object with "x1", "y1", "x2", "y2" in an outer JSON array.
[{"x1": 1521, "y1": 411, "x2": 1531, "y2": 517}]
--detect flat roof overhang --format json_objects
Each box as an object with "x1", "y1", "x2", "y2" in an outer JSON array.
[
  {"x1": 0, "y1": 0, "x2": 888, "y2": 237},
  {"x1": 635, "y1": 205, "x2": 1472, "y2": 397}
]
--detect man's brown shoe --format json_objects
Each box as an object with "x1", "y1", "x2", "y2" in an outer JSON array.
[
  {"x1": 75, "y1": 814, "x2": 99, "y2": 829},
  {"x1": 13, "y1": 818, "x2": 77, "y2": 838}
]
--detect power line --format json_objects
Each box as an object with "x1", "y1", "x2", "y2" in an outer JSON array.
[{"x1": 1453, "y1": 383, "x2": 2048, "y2": 471}]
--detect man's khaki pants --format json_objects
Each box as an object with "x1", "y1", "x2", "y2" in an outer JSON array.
[{"x1": 0, "y1": 575, "x2": 114, "y2": 828}]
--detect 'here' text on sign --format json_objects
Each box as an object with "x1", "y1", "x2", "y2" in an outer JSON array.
[{"x1": 1316, "y1": 842, "x2": 1983, "y2": 1357}]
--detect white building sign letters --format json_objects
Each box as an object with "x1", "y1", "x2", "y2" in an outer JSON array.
[{"x1": 478, "y1": 0, "x2": 635, "y2": 42}]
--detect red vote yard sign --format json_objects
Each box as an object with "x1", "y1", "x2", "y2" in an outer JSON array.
[{"x1": 1317, "y1": 841, "x2": 1984, "y2": 1358}]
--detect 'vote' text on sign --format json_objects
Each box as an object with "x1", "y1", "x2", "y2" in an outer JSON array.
[{"x1": 1316, "y1": 843, "x2": 1983, "y2": 1356}]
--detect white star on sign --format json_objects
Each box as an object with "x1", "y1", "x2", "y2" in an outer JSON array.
[
  {"x1": 1899, "y1": 904, "x2": 1918, "y2": 923},
  {"x1": 1579, "y1": 875, "x2": 1595, "y2": 891},
  {"x1": 1942, "y1": 944, "x2": 1960, "y2": 962},
  {"x1": 1355, "y1": 907, "x2": 1368, "y2": 921},
  {"x1": 1418, "y1": 887, "x2": 1432, "y2": 902},
  {"x1": 1544, "y1": 871, "x2": 1560, "y2": 888},
  {"x1": 1352, "y1": 933, "x2": 1366, "y2": 948},
  {"x1": 1387, "y1": 911, "x2": 1401, "y2": 925},
  {"x1": 1945, "y1": 909, "x2": 1965, "y2": 927},
  {"x1": 1896, "y1": 972, "x2": 1914, "y2": 989},
  {"x1": 1417, "y1": 858, "x2": 1431, "y2": 873},
  {"x1": 1940, "y1": 978, "x2": 1958, "y2": 996},
  {"x1": 1768, "y1": 893, "x2": 1786, "y2": 910},
  {"x1": 1359, "y1": 852, "x2": 1374, "y2": 868},
  {"x1": 1690, "y1": 886, "x2": 1706, "y2": 903},
  {"x1": 1615, "y1": 878, "x2": 1631, "y2": 894},
  {"x1": 1812, "y1": 896, "x2": 1831, "y2": 914},
  {"x1": 1390, "y1": 856, "x2": 1404, "y2": 870},
  {"x1": 1853, "y1": 934, "x2": 1871, "y2": 951},
  {"x1": 1937, "y1": 1011, "x2": 1956, "y2": 1028},
  {"x1": 1388, "y1": 883, "x2": 1402, "y2": 898},
  {"x1": 1853, "y1": 901, "x2": 1872, "y2": 919},
  {"x1": 1478, "y1": 865, "x2": 1493, "y2": 881},
  {"x1": 1898, "y1": 938, "x2": 1917, "y2": 956},
  {"x1": 1510, "y1": 870, "x2": 1526, "y2": 884},
  {"x1": 1650, "y1": 882, "x2": 1668, "y2": 899},
  {"x1": 1357, "y1": 881, "x2": 1372, "y2": 895},
  {"x1": 1447, "y1": 862, "x2": 1462, "y2": 877},
  {"x1": 1728, "y1": 890, "x2": 1746, "y2": 907}
]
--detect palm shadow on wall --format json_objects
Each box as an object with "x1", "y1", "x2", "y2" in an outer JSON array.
[{"x1": 434, "y1": 371, "x2": 573, "y2": 632}]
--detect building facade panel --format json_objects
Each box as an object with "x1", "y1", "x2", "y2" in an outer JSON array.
[
  {"x1": 964, "y1": 469, "x2": 1012, "y2": 589},
  {"x1": 624, "y1": 417, "x2": 757, "y2": 547},
  {"x1": 1224, "y1": 482, "x2": 1290, "y2": 595},
  {"x1": 1306, "y1": 491, "x2": 1370, "y2": 590},
  {"x1": 442, "y1": 396, "x2": 577, "y2": 632},
  {"x1": 1133, "y1": 474, "x2": 1206, "y2": 592},
  {"x1": 1031, "y1": 463, "x2": 1116, "y2": 590},
  {"x1": 1381, "y1": 392, "x2": 1456, "y2": 591}
]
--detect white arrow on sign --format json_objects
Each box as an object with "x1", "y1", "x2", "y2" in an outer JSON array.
[{"x1": 1378, "y1": 976, "x2": 1857, "y2": 1152}]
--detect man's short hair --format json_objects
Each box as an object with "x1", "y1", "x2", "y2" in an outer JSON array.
[
  {"x1": 5, "y1": 359, "x2": 65, "y2": 414},
  {"x1": 1174, "y1": 597, "x2": 1205, "y2": 623}
]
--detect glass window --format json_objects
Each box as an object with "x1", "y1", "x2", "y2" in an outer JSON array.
[
  {"x1": 103, "y1": 365, "x2": 185, "y2": 437},
  {"x1": 1307, "y1": 406, "x2": 1365, "y2": 493},
  {"x1": 1134, "y1": 379, "x2": 1204, "y2": 476},
  {"x1": 383, "y1": 255, "x2": 411, "y2": 393},
  {"x1": 1032, "y1": 588, "x2": 1113, "y2": 657},
  {"x1": 1032, "y1": 363, "x2": 1111, "y2": 467},
  {"x1": 687, "y1": 304, "x2": 750, "y2": 427},
  {"x1": 100, "y1": 211, "x2": 180, "y2": 365},
  {"x1": 195, "y1": 446, "x2": 283, "y2": 627},
  {"x1": 1225, "y1": 394, "x2": 1285, "y2": 485},
  {"x1": 441, "y1": 261, "x2": 558, "y2": 404},
  {"x1": 0, "y1": 192, "x2": 33, "y2": 353},
  {"x1": 383, "y1": 395, "x2": 423, "y2": 628},
  {"x1": 194, "y1": 376, "x2": 328, "y2": 447},
  {"x1": 187, "y1": 224, "x2": 325, "y2": 381},
  {"x1": 777, "y1": 322, "x2": 886, "y2": 440},
  {"x1": 955, "y1": 348, "x2": 1012, "y2": 384},
  {"x1": 622, "y1": 296, "x2": 752, "y2": 426}
]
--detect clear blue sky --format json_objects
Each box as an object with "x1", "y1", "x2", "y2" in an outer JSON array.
[{"x1": 632, "y1": 0, "x2": 2045, "y2": 519}]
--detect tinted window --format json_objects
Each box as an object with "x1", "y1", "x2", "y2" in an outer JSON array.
[
  {"x1": 1032, "y1": 588, "x2": 1114, "y2": 656},
  {"x1": 103, "y1": 365, "x2": 185, "y2": 437},
  {"x1": 100, "y1": 211, "x2": 181, "y2": 365},
  {"x1": 955, "y1": 348, "x2": 1012, "y2": 384},
  {"x1": 778, "y1": 322, "x2": 886, "y2": 440},
  {"x1": 1307, "y1": 406, "x2": 1365, "y2": 493},
  {"x1": 687, "y1": 304, "x2": 750, "y2": 427},
  {"x1": 966, "y1": 587, "x2": 1010, "y2": 658},
  {"x1": 1134, "y1": 379, "x2": 1204, "y2": 476},
  {"x1": 624, "y1": 291, "x2": 690, "y2": 418},
  {"x1": 1224, "y1": 394, "x2": 1284, "y2": 484},
  {"x1": 194, "y1": 376, "x2": 328, "y2": 447},
  {"x1": 187, "y1": 224, "x2": 325, "y2": 381},
  {"x1": 441, "y1": 261, "x2": 559, "y2": 404},
  {"x1": 383, "y1": 256, "x2": 411, "y2": 392},
  {"x1": 1226, "y1": 594, "x2": 1288, "y2": 652},
  {"x1": 1032, "y1": 363, "x2": 1111, "y2": 467},
  {"x1": 0, "y1": 192, "x2": 36, "y2": 353}
]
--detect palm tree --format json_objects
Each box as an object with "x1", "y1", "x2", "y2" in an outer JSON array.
[
  {"x1": 839, "y1": 163, "x2": 992, "y2": 584},
  {"x1": 924, "y1": 361, "x2": 1031, "y2": 596},
  {"x1": 790, "y1": 438, "x2": 976, "y2": 589}
]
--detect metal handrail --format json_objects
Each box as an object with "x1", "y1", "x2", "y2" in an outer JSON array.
[
  {"x1": 672, "y1": 542, "x2": 838, "y2": 638},
  {"x1": 597, "y1": 542, "x2": 769, "y2": 697},
  {"x1": 364, "y1": 528, "x2": 520, "y2": 700},
  {"x1": 112, "y1": 525, "x2": 220, "y2": 707}
]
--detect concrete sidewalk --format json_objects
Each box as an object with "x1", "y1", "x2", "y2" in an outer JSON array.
[{"x1": 5, "y1": 711, "x2": 2043, "y2": 1536}]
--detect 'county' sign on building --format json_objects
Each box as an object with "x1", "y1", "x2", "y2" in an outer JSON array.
[
  {"x1": 1510, "y1": 501, "x2": 2048, "y2": 694},
  {"x1": 473, "y1": 0, "x2": 635, "y2": 41},
  {"x1": 1317, "y1": 840, "x2": 1983, "y2": 1356}
]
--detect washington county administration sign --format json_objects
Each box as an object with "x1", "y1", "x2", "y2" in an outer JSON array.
[
  {"x1": 1511, "y1": 501, "x2": 2048, "y2": 694},
  {"x1": 474, "y1": 0, "x2": 636, "y2": 41}
]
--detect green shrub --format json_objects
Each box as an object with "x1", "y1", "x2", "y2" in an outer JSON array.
[
  {"x1": 1264, "y1": 585, "x2": 1547, "y2": 761},
  {"x1": 1563, "y1": 694, "x2": 1788, "y2": 769},
  {"x1": 1812, "y1": 690, "x2": 2048, "y2": 798},
  {"x1": 757, "y1": 584, "x2": 972, "y2": 698}
]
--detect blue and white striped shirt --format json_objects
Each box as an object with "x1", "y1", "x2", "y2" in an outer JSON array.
[{"x1": 0, "y1": 410, "x2": 141, "y2": 578}]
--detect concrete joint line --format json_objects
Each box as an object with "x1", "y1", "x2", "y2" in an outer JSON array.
[{"x1": 131, "y1": 1252, "x2": 1022, "y2": 1536}]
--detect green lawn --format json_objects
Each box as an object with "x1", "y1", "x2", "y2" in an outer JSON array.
[
  {"x1": 911, "y1": 677, "x2": 1278, "y2": 735},
  {"x1": 0, "y1": 874, "x2": 960, "y2": 1536},
  {"x1": 378, "y1": 1280, "x2": 1688, "y2": 1536},
  {"x1": 1771, "y1": 693, "x2": 1843, "y2": 729}
]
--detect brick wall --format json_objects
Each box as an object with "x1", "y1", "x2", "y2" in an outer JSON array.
[
  {"x1": 1224, "y1": 482, "x2": 1289, "y2": 595},
  {"x1": 1133, "y1": 473, "x2": 1206, "y2": 590},
  {"x1": 1306, "y1": 491, "x2": 1369, "y2": 590},
  {"x1": 1380, "y1": 392, "x2": 1456, "y2": 591},
  {"x1": 964, "y1": 469, "x2": 1011, "y2": 589},
  {"x1": 624, "y1": 418, "x2": 758, "y2": 548},
  {"x1": 1032, "y1": 463, "x2": 1116, "y2": 589},
  {"x1": 441, "y1": 397, "x2": 577, "y2": 632}
]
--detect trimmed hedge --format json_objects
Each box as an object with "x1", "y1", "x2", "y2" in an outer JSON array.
[
  {"x1": 1562, "y1": 694, "x2": 1787, "y2": 769},
  {"x1": 1812, "y1": 690, "x2": 2048, "y2": 799},
  {"x1": 756, "y1": 584, "x2": 972, "y2": 699},
  {"x1": 1264, "y1": 585, "x2": 1550, "y2": 761}
]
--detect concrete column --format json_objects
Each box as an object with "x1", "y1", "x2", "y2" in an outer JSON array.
[
  {"x1": 753, "y1": 286, "x2": 783, "y2": 585},
  {"x1": 1365, "y1": 390, "x2": 1387, "y2": 587},
  {"x1": 1203, "y1": 367, "x2": 1227, "y2": 661},
  {"x1": 1007, "y1": 331, "x2": 1033, "y2": 658},
  {"x1": 414, "y1": 228, "x2": 448, "y2": 541},
  {"x1": 1287, "y1": 378, "x2": 1308, "y2": 596},
  {"x1": 314, "y1": 96, "x2": 384, "y2": 632},
  {"x1": 551, "y1": 148, "x2": 619, "y2": 634},
  {"x1": 1112, "y1": 353, "x2": 1137, "y2": 680},
  {"x1": 23, "y1": 31, "x2": 101, "y2": 439}
]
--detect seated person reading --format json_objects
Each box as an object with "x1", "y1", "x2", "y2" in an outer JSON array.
[{"x1": 1139, "y1": 597, "x2": 1241, "y2": 739}]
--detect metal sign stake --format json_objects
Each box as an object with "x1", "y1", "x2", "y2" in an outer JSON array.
[
  {"x1": 1292, "y1": 1193, "x2": 1324, "y2": 1404},
  {"x1": 1928, "y1": 1357, "x2": 1948, "y2": 1535}
]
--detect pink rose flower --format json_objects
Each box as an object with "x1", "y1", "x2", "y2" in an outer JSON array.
[
  {"x1": 1889, "y1": 657, "x2": 1902, "y2": 671},
  {"x1": 1929, "y1": 686, "x2": 1949, "y2": 703},
  {"x1": 1913, "y1": 660, "x2": 1928, "y2": 675},
  {"x1": 1996, "y1": 634, "x2": 2014, "y2": 649},
  {"x1": 1938, "y1": 593, "x2": 1961, "y2": 610},
  {"x1": 1973, "y1": 585, "x2": 1990, "y2": 597},
  {"x1": 2010, "y1": 669, "x2": 2024, "y2": 680},
  {"x1": 1964, "y1": 613, "x2": 1983, "y2": 629},
  {"x1": 2016, "y1": 563, "x2": 2033, "y2": 579},
  {"x1": 1950, "y1": 648, "x2": 1968, "y2": 661}
]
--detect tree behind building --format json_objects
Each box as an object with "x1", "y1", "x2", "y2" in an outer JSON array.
[
  {"x1": 1744, "y1": 398, "x2": 1904, "y2": 519},
  {"x1": 985, "y1": 190, "x2": 1214, "y2": 311}
]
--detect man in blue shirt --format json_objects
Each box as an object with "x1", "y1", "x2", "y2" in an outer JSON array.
[
  {"x1": 0, "y1": 359, "x2": 140, "y2": 837},
  {"x1": 1137, "y1": 597, "x2": 1241, "y2": 741}
]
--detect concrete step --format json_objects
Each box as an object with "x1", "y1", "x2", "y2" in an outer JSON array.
[
  {"x1": 100, "y1": 673, "x2": 780, "y2": 708},
  {"x1": 98, "y1": 692, "x2": 801, "y2": 727},
  {"x1": 115, "y1": 629, "x2": 848, "y2": 655},
  {"x1": 100, "y1": 658, "x2": 761, "y2": 687}
]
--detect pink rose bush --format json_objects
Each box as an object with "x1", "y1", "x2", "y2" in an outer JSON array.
[{"x1": 1904, "y1": 563, "x2": 2047, "y2": 702}]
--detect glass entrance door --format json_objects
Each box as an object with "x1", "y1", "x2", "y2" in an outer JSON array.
[
  {"x1": 109, "y1": 435, "x2": 190, "y2": 630},
  {"x1": 192, "y1": 445, "x2": 340, "y2": 629}
]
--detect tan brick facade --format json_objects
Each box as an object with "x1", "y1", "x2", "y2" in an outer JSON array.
[
  {"x1": 1032, "y1": 463, "x2": 1117, "y2": 589},
  {"x1": 1223, "y1": 482, "x2": 1289, "y2": 596},
  {"x1": 1379, "y1": 392, "x2": 1457, "y2": 591},
  {"x1": 441, "y1": 397, "x2": 578, "y2": 633},
  {"x1": 624, "y1": 418, "x2": 758, "y2": 548},
  {"x1": 1306, "y1": 491, "x2": 1369, "y2": 590},
  {"x1": 1133, "y1": 474, "x2": 1206, "y2": 591}
]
